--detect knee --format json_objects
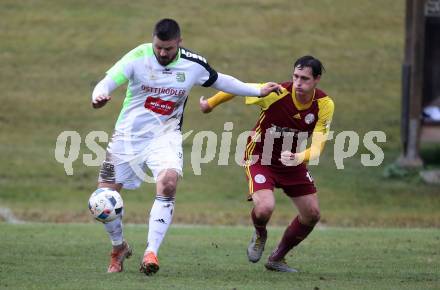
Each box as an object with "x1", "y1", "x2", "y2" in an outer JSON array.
[
  {"x1": 160, "y1": 179, "x2": 177, "y2": 196},
  {"x1": 157, "y1": 170, "x2": 179, "y2": 196},
  {"x1": 255, "y1": 202, "x2": 274, "y2": 219},
  {"x1": 303, "y1": 207, "x2": 320, "y2": 225}
]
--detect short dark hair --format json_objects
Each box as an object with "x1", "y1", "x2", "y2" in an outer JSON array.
[
  {"x1": 153, "y1": 18, "x2": 181, "y2": 41},
  {"x1": 294, "y1": 55, "x2": 325, "y2": 78}
]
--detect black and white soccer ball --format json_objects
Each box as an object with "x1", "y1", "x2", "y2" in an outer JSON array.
[{"x1": 88, "y1": 188, "x2": 123, "y2": 223}]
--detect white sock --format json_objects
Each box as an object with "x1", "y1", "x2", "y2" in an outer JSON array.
[
  {"x1": 146, "y1": 196, "x2": 175, "y2": 255},
  {"x1": 104, "y1": 216, "x2": 124, "y2": 246}
]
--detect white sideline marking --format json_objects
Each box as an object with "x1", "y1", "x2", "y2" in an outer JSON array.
[{"x1": 0, "y1": 207, "x2": 24, "y2": 224}]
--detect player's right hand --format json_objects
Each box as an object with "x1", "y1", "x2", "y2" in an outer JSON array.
[
  {"x1": 280, "y1": 150, "x2": 301, "y2": 166},
  {"x1": 260, "y1": 82, "x2": 283, "y2": 97},
  {"x1": 199, "y1": 96, "x2": 212, "y2": 113},
  {"x1": 92, "y1": 95, "x2": 111, "y2": 109}
]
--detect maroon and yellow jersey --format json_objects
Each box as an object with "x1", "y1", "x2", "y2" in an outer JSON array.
[{"x1": 244, "y1": 82, "x2": 334, "y2": 168}]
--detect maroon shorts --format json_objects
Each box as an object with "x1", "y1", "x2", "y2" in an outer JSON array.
[{"x1": 244, "y1": 163, "x2": 316, "y2": 199}]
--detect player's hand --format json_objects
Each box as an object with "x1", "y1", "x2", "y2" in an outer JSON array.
[
  {"x1": 260, "y1": 82, "x2": 283, "y2": 97},
  {"x1": 279, "y1": 150, "x2": 301, "y2": 166},
  {"x1": 199, "y1": 96, "x2": 212, "y2": 113},
  {"x1": 92, "y1": 95, "x2": 111, "y2": 109}
]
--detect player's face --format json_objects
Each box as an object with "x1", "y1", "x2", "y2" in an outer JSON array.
[
  {"x1": 292, "y1": 66, "x2": 320, "y2": 98},
  {"x1": 153, "y1": 36, "x2": 181, "y2": 66}
]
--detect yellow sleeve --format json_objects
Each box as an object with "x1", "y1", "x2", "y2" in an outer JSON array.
[
  {"x1": 297, "y1": 132, "x2": 328, "y2": 162},
  {"x1": 206, "y1": 83, "x2": 288, "y2": 111},
  {"x1": 206, "y1": 83, "x2": 263, "y2": 109},
  {"x1": 314, "y1": 97, "x2": 334, "y2": 135},
  {"x1": 207, "y1": 91, "x2": 236, "y2": 109},
  {"x1": 245, "y1": 83, "x2": 288, "y2": 110},
  {"x1": 297, "y1": 97, "x2": 335, "y2": 162}
]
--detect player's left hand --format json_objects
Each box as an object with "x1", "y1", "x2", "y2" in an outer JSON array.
[
  {"x1": 260, "y1": 82, "x2": 283, "y2": 97},
  {"x1": 199, "y1": 96, "x2": 212, "y2": 113},
  {"x1": 280, "y1": 151, "x2": 301, "y2": 166}
]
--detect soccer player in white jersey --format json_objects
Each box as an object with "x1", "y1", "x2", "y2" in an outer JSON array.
[{"x1": 91, "y1": 18, "x2": 282, "y2": 275}]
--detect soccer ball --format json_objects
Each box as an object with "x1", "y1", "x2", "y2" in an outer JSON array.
[{"x1": 88, "y1": 188, "x2": 123, "y2": 223}]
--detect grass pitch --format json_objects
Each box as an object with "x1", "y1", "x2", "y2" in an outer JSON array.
[
  {"x1": 1, "y1": 0, "x2": 439, "y2": 227},
  {"x1": 0, "y1": 223, "x2": 439, "y2": 290},
  {"x1": 1, "y1": 2, "x2": 438, "y2": 288}
]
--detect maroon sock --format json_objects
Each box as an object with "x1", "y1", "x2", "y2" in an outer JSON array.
[
  {"x1": 269, "y1": 215, "x2": 314, "y2": 261},
  {"x1": 251, "y1": 208, "x2": 268, "y2": 238}
]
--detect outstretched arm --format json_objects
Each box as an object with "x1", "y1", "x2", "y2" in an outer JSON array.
[
  {"x1": 212, "y1": 73, "x2": 281, "y2": 97},
  {"x1": 200, "y1": 80, "x2": 285, "y2": 113}
]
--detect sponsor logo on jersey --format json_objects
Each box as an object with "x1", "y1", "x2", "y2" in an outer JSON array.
[
  {"x1": 254, "y1": 174, "x2": 266, "y2": 184},
  {"x1": 269, "y1": 124, "x2": 301, "y2": 137},
  {"x1": 144, "y1": 96, "x2": 176, "y2": 115},
  {"x1": 180, "y1": 48, "x2": 207, "y2": 63},
  {"x1": 305, "y1": 113, "x2": 315, "y2": 124},
  {"x1": 141, "y1": 85, "x2": 186, "y2": 97},
  {"x1": 176, "y1": 72, "x2": 185, "y2": 82}
]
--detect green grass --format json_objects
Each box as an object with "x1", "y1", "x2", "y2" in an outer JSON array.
[
  {"x1": 0, "y1": 223, "x2": 439, "y2": 290},
  {"x1": 0, "y1": 0, "x2": 439, "y2": 226}
]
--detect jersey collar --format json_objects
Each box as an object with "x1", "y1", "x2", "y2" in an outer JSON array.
[{"x1": 291, "y1": 88, "x2": 315, "y2": 110}]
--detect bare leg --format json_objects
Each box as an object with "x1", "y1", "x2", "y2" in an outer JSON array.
[
  {"x1": 251, "y1": 189, "x2": 275, "y2": 237},
  {"x1": 247, "y1": 189, "x2": 275, "y2": 263}
]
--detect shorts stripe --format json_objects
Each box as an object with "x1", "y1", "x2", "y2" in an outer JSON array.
[
  {"x1": 245, "y1": 113, "x2": 264, "y2": 160},
  {"x1": 245, "y1": 132, "x2": 260, "y2": 158},
  {"x1": 257, "y1": 111, "x2": 265, "y2": 123},
  {"x1": 244, "y1": 111, "x2": 265, "y2": 195},
  {"x1": 244, "y1": 163, "x2": 253, "y2": 193}
]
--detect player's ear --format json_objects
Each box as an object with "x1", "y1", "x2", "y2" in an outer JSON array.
[
  {"x1": 314, "y1": 75, "x2": 321, "y2": 83},
  {"x1": 177, "y1": 38, "x2": 183, "y2": 46}
]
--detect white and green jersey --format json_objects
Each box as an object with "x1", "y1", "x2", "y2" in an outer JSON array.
[{"x1": 106, "y1": 43, "x2": 218, "y2": 139}]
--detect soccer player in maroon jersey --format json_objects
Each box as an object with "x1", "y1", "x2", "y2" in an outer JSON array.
[{"x1": 199, "y1": 56, "x2": 334, "y2": 272}]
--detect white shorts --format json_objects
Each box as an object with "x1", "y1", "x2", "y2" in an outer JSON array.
[{"x1": 101, "y1": 131, "x2": 183, "y2": 190}]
